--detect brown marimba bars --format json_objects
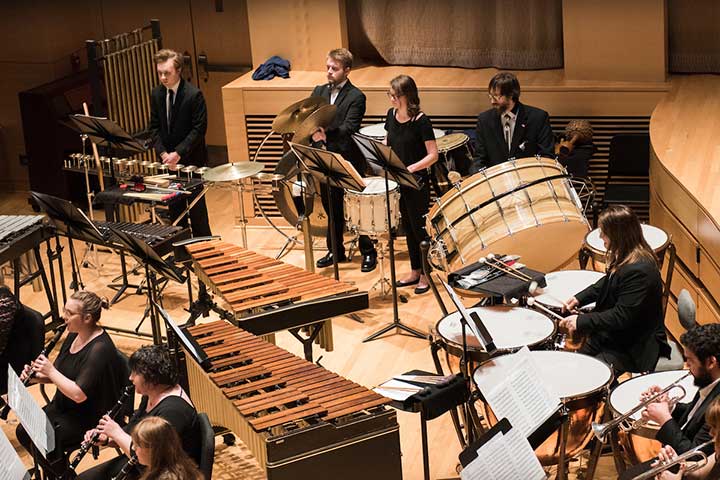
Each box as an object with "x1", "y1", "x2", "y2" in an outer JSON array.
[{"x1": 183, "y1": 320, "x2": 393, "y2": 472}]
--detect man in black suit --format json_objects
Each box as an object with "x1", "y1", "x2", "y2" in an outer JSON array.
[
  {"x1": 469, "y1": 72, "x2": 555, "y2": 174},
  {"x1": 149, "y1": 49, "x2": 211, "y2": 237},
  {"x1": 310, "y1": 48, "x2": 377, "y2": 271},
  {"x1": 618, "y1": 324, "x2": 720, "y2": 479}
]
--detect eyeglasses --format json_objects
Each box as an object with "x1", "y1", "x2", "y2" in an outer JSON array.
[
  {"x1": 488, "y1": 93, "x2": 506, "y2": 102},
  {"x1": 386, "y1": 91, "x2": 401, "y2": 100}
]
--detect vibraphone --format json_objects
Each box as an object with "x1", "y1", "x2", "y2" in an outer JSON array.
[
  {"x1": 181, "y1": 320, "x2": 402, "y2": 480},
  {"x1": 184, "y1": 239, "x2": 369, "y2": 357}
]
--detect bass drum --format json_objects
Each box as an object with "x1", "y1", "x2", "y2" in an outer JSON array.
[{"x1": 271, "y1": 150, "x2": 327, "y2": 237}]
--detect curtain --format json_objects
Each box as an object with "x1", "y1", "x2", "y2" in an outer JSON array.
[
  {"x1": 668, "y1": 0, "x2": 720, "y2": 73},
  {"x1": 347, "y1": 0, "x2": 563, "y2": 69}
]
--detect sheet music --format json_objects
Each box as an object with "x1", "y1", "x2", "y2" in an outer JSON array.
[
  {"x1": 460, "y1": 423, "x2": 545, "y2": 480},
  {"x1": 478, "y1": 348, "x2": 560, "y2": 437},
  {"x1": 7, "y1": 365, "x2": 54, "y2": 457},
  {"x1": 0, "y1": 427, "x2": 29, "y2": 480},
  {"x1": 373, "y1": 379, "x2": 423, "y2": 401}
]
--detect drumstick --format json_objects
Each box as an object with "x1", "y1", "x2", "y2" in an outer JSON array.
[
  {"x1": 479, "y1": 256, "x2": 529, "y2": 282},
  {"x1": 487, "y1": 253, "x2": 533, "y2": 281},
  {"x1": 526, "y1": 297, "x2": 565, "y2": 321}
]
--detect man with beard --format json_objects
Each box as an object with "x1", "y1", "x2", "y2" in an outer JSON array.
[
  {"x1": 469, "y1": 72, "x2": 554, "y2": 174},
  {"x1": 643, "y1": 324, "x2": 720, "y2": 453},
  {"x1": 310, "y1": 48, "x2": 377, "y2": 272}
]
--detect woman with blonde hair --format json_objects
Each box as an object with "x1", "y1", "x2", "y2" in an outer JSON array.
[
  {"x1": 559, "y1": 204, "x2": 669, "y2": 374},
  {"x1": 132, "y1": 416, "x2": 203, "y2": 480}
]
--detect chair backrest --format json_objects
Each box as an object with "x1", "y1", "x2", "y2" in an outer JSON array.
[
  {"x1": 197, "y1": 412, "x2": 215, "y2": 480},
  {"x1": 0, "y1": 305, "x2": 45, "y2": 395},
  {"x1": 678, "y1": 289, "x2": 697, "y2": 330},
  {"x1": 607, "y1": 134, "x2": 650, "y2": 177}
]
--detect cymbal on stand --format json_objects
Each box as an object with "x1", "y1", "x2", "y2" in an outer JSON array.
[
  {"x1": 272, "y1": 96, "x2": 329, "y2": 134},
  {"x1": 203, "y1": 162, "x2": 266, "y2": 182}
]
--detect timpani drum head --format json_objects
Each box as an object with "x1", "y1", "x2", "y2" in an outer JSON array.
[
  {"x1": 585, "y1": 224, "x2": 669, "y2": 255},
  {"x1": 436, "y1": 306, "x2": 555, "y2": 354},
  {"x1": 533, "y1": 270, "x2": 604, "y2": 310},
  {"x1": 359, "y1": 122, "x2": 446, "y2": 140},
  {"x1": 474, "y1": 350, "x2": 612, "y2": 401}
]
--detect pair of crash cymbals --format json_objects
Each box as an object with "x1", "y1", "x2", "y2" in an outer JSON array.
[{"x1": 272, "y1": 96, "x2": 337, "y2": 145}]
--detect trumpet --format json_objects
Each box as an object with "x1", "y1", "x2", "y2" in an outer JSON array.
[
  {"x1": 0, "y1": 324, "x2": 67, "y2": 420},
  {"x1": 592, "y1": 371, "x2": 691, "y2": 443},
  {"x1": 631, "y1": 439, "x2": 714, "y2": 480}
]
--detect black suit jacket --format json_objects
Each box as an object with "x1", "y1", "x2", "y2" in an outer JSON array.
[
  {"x1": 149, "y1": 79, "x2": 208, "y2": 167},
  {"x1": 656, "y1": 381, "x2": 720, "y2": 454},
  {"x1": 311, "y1": 80, "x2": 367, "y2": 172},
  {"x1": 575, "y1": 259, "x2": 668, "y2": 373},
  {"x1": 470, "y1": 102, "x2": 554, "y2": 173}
]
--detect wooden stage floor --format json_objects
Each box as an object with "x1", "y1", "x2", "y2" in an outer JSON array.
[{"x1": 0, "y1": 190, "x2": 621, "y2": 479}]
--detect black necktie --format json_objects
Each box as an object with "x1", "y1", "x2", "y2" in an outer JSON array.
[{"x1": 167, "y1": 89, "x2": 174, "y2": 127}]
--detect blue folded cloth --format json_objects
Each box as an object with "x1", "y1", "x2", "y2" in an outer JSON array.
[{"x1": 252, "y1": 55, "x2": 291, "y2": 80}]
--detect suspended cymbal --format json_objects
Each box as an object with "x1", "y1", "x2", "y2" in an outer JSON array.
[
  {"x1": 203, "y1": 162, "x2": 265, "y2": 182},
  {"x1": 293, "y1": 105, "x2": 337, "y2": 146},
  {"x1": 272, "y1": 96, "x2": 329, "y2": 134}
]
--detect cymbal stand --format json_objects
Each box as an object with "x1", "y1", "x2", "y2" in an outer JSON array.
[
  {"x1": 78, "y1": 134, "x2": 101, "y2": 273},
  {"x1": 233, "y1": 179, "x2": 250, "y2": 248}
]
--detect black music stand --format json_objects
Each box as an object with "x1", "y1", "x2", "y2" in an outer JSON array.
[
  {"x1": 289, "y1": 142, "x2": 365, "y2": 282},
  {"x1": 107, "y1": 225, "x2": 185, "y2": 344},
  {"x1": 66, "y1": 114, "x2": 146, "y2": 156},
  {"x1": 352, "y1": 134, "x2": 425, "y2": 341}
]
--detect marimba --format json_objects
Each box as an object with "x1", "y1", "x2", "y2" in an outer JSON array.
[
  {"x1": 184, "y1": 239, "x2": 369, "y2": 357},
  {"x1": 181, "y1": 320, "x2": 402, "y2": 480}
]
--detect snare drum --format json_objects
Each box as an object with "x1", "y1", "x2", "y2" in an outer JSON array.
[
  {"x1": 584, "y1": 224, "x2": 670, "y2": 268},
  {"x1": 359, "y1": 122, "x2": 446, "y2": 140},
  {"x1": 473, "y1": 350, "x2": 613, "y2": 465},
  {"x1": 427, "y1": 157, "x2": 590, "y2": 273},
  {"x1": 608, "y1": 370, "x2": 697, "y2": 464},
  {"x1": 435, "y1": 306, "x2": 555, "y2": 367},
  {"x1": 344, "y1": 177, "x2": 401, "y2": 235}
]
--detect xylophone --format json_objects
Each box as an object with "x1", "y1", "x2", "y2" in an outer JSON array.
[
  {"x1": 0, "y1": 215, "x2": 53, "y2": 266},
  {"x1": 181, "y1": 319, "x2": 402, "y2": 480},
  {"x1": 184, "y1": 239, "x2": 369, "y2": 354}
]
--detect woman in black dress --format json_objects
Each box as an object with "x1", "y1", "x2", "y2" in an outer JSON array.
[
  {"x1": 559, "y1": 205, "x2": 669, "y2": 374},
  {"x1": 385, "y1": 75, "x2": 438, "y2": 294},
  {"x1": 16, "y1": 290, "x2": 123, "y2": 468},
  {"x1": 78, "y1": 344, "x2": 200, "y2": 480}
]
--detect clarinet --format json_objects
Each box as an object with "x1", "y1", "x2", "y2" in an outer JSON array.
[
  {"x1": 66, "y1": 385, "x2": 133, "y2": 474},
  {"x1": 111, "y1": 452, "x2": 138, "y2": 480},
  {"x1": 0, "y1": 324, "x2": 67, "y2": 420}
]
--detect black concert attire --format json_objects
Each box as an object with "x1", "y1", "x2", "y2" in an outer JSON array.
[
  {"x1": 384, "y1": 108, "x2": 434, "y2": 271},
  {"x1": 574, "y1": 258, "x2": 669, "y2": 374},
  {"x1": 0, "y1": 304, "x2": 44, "y2": 396},
  {"x1": 16, "y1": 332, "x2": 124, "y2": 470},
  {"x1": 149, "y1": 78, "x2": 211, "y2": 237},
  {"x1": 78, "y1": 394, "x2": 200, "y2": 480},
  {"x1": 310, "y1": 80, "x2": 376, "y2": 260},
  {"x1": 619, "y1": 381, "x2": 720, "y2": 480},
  {"x1": 469, "y1": 102, "x2": 555, "y2": 174}
]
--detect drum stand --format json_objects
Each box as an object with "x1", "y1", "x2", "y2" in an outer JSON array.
[{"x1": 370, "y1": 237, "x2": 391, "y2": 297}]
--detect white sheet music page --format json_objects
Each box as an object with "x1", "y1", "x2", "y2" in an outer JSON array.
[
  {"x1": 0, "y1": 427, "x2": 29, "y2": 480},
  {"x1": 460, "y1": 425, "x2": 545, "y2": 480},
  {"x1": 478, "y1": 347, "x2": 560, "y2": 437},
  {"x1": 7, "y1": 365, "x2": 55, "y2": 457}
]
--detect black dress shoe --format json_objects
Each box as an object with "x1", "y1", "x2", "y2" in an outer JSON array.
[
  {"x1": 396, "y1": 277, "x2": 420, "y2": 287},
  {"x1": 414, "y1": 284, "x2": 430, "y2": 295},
  {"x1": 316, "y1": 252, "x2": 346, "y2": 268},
  {"x1": 361, "y1": 254, "x2": 377, "y2": 272}
]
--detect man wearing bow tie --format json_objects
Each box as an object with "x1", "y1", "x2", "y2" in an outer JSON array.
[
  {"x1": 310, "y1": 48, "x2": 377, "y2": 272},
  {"x1": 148, "y1": 49, "x2": 211, "y2": 237},
  {"x1": 469, "y1": 72, "x2": 555, "y2": 174}
]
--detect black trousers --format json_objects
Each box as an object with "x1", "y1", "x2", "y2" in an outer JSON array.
[
  {"x1": 399, "y1": 183, "x2": 430, "y2": 271},
  {"x1": 169, "y1": 193, "x2": 211, "y2": 238},
  {"x1": 320, "y1": 184, "x2": 375, "y2": 257},
  {"x1": 579, "y1": 337, "x2": 637, "y2": 376}
]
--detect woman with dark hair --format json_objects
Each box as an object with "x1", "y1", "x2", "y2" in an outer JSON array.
[
  {"x1": 16, "y1": 290, "x2": 123, "y2": 468},
  {"x1": 385, "y1": 74, "x2": 438, "y2": 295},
  {"x1": 559, "y1": 204, "x2": 669, "y2": 374},
  {"x1": 78, "y1": 344, "x2": 200, "y2": 480},
  {"x1": 131, "y1": 416, "x2": 203, "y2": 480}
]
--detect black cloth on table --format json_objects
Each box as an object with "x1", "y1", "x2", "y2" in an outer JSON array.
[
  {"x1": 384, "y1": 108, "x2": 434, "y2": 270},
  {"x1": 447, "y1": 260, "x2": 546, "y2": 299},
  {"x1": 77, "y1": 394, "x2": 201, "y2": 480}
]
